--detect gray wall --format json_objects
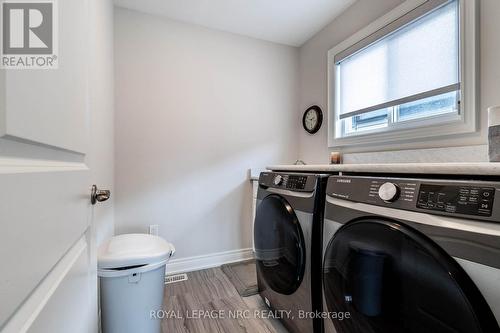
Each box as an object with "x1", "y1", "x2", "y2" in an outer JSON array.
[
  {"x1": 114, "y1": 8, "x2": 299, "y2": 260},
  {"x1": 297, "y1": 0, "x2": 500, "y2": 164},
  {"x1": 90, "y1": 0, "x2": 114, "y2": 246},
  {"x1": 113, "y1": 0, "x2": 500, "y2": 265}
]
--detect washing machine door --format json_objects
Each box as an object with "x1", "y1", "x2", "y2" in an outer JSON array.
[
  {"x1": 323, "y1": 218, "x2": 500, "y2": 333},
  {"x1": 254, "y1": 194, "x2": 306, "y2": 295}
]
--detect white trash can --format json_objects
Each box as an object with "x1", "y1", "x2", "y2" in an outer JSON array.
[{"x1": 98, "y1": 234, "x2": 175, "y2": 333}]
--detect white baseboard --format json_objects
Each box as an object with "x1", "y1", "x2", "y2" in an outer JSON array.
[{"x1": 166, "y1": 248, "x2": 254, "y2": 275}]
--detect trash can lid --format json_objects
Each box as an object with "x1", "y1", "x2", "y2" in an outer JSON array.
[{"x1": 98, "y1": 233, "x2": 175, "y2": 269}]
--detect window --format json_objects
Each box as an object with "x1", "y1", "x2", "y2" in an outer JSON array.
[{"x1": 328, "y1": 0, "x2": 478, "y2": 148}]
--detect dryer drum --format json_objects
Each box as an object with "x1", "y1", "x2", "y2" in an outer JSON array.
[
  {"x1": 322, "y1": 219, "x2": 500, "y2": 333},
  {"x1": 346, "y1": 241, "x2": 388, "y2": 317},
  {"x1": 254, "y1": 194, "x2": 306, "y2": 295}
]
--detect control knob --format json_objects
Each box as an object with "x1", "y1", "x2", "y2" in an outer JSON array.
[
  {"x1": 273, "y1": 175, "x2": 283, "y2": 186},
  {"x1": 378, "y1": 182, "x2": 400, "y2": 202}
]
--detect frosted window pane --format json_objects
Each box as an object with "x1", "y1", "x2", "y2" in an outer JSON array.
[
  {"x1": 398, "y1": 91, "x2": 458, "y2": 121},
  {"x1": 339, "y1": 41, "x2": 388, "y2": 115},
  {"x1": 338, "y1": 0, "x2": 459, "y2": 116},
  {"x1": 344, "y1": 108, "x2": 389, "y2": 135}
]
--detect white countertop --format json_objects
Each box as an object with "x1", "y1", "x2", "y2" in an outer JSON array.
[
  {"x1": 249, "y1": 167, "x2": 266, "y2": 180},
  {"x1": 266, "y1": 162, "x2": 500, "y2": 176}
]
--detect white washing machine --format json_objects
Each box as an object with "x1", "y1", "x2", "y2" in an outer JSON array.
[{"x1": 322, "y1": 175, "x2": 500, "y2": 333}]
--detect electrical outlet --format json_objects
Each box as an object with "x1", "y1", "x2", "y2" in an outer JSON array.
[{"x1": 149, "y1": 224, "x2": 159, "y2": 236}]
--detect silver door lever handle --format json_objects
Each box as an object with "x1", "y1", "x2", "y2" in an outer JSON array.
[{"x1": 91, "y1": 185, "x2": 110, "y2": 205}]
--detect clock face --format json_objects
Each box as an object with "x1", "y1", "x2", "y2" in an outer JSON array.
[
  {"x1": 305, "y1": 110, "x2": 318, "y2": 130},
  {"x1": 302, "y1": 106, "x2": 323, "y2": 134}
]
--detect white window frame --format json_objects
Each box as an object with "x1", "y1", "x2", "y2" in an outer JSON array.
[{"x1": 327, "y1": 0, "x2": 478, "y2": 149}]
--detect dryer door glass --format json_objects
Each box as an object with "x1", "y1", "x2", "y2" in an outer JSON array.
[
  {"x1": 254, "y1": 194, "x2": 306, "y2": 295},
  {"x1": 323, "y1": 219, "x2": 499, "y2": 333}
]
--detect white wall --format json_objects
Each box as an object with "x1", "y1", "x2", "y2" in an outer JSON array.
[
  {"x1": 90, "y1": 0, "x2": 115, "y2": 247},
  {"x1": 298, "y1": 0, "x2": 500, "y2": 164},
  {"x1": 89, "y1": 0, "x2": 114, "y2": 330},
  {"x1": 114, "y1": 8, "x2": 299, "y2": 262}
]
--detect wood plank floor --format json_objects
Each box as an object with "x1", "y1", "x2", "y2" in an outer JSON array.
[{"x1": 162, "y1": 267, "x2": 289, "y2": 333}]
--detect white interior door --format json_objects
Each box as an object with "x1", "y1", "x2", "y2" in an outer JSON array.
[{"x1": 0, "y1": 0, "x2": 98, "y2": 332}]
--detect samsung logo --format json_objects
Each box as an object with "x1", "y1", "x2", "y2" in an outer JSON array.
[{"x1": 336, "y1": 179, "x2": 351, "y2": 183}]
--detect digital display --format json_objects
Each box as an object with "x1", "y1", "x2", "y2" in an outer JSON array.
[
  {"x1": 417, "y1": 184, "x2": 495, "y2": 217},
  {"x1": 286, "y1": 176, "x2": 307, "y2": 190}
]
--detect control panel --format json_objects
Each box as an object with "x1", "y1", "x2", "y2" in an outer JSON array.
[
  {"x1": 286, "y1": 175, "x2": 308, "y2": 190},
  {"x1": 259, "y1": 172, "x2": 316, "y2": 192},
  {"x1": 368, "y1": 180, "x2": 417, "y2": 203},
  {"x1": 327, "y1": 176, "x2": 500, "y2": 222},
  {"x1": 417, "y1": 184, "x2": 495, "y2": 217}
]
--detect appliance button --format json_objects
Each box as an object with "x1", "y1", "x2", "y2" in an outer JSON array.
[
  {"x1": 480, "y1": 202, "x2": 490, "y2": 210},
  {"x1": 445, "y1": 205, "x2": 457, "y2": 212},
  {"x1": 378, "y1": 182, "x2": 400, "y2": 202}
]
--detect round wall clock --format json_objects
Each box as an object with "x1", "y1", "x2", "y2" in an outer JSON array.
[{"x1": 302, "y1": 105, "x2": 323, "y2": 134}]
